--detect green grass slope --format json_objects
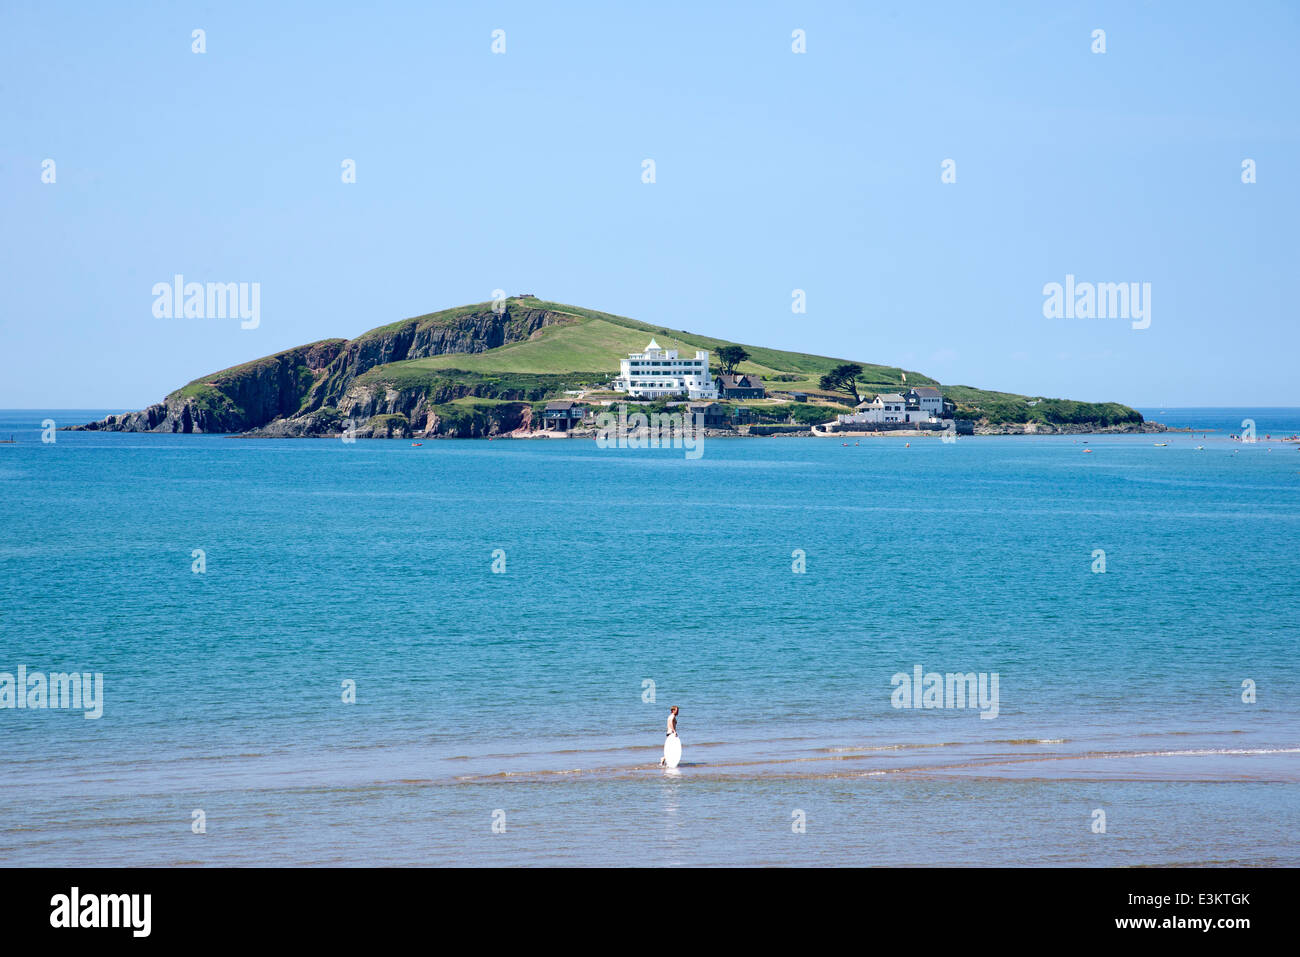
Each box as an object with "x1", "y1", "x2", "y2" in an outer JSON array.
[{"x1": 359, "y1": 296, "x2": 935, "y2": 398}]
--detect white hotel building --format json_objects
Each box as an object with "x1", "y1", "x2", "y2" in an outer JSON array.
[{"x1": 613, "y1": 339, "x2": 718, "y2": 399}]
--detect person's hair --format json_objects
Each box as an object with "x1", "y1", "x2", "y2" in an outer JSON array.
[{"x1": 670, "y1": 706, "x2": 679, "y2": 714}]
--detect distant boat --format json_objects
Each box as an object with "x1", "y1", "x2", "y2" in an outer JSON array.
[
  {"x1": 0, "y1": 435, "x2": 14, "y2": 444},
  {"x1": 1083, "y1": 449, "x2": 1094, "y2": 453},
  {"x1": 410, "y1": 442, "x2": 423, "y2": 447},
  {"x1": 1154, "y1": 442, "x2": 1168, "y2": 447}
]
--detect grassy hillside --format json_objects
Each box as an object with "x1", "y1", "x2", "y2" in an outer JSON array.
[{"x1": 359, "y1": 296, "x2": 934, "y2": 398}]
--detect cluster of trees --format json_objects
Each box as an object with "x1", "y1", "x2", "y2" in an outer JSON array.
[
  {"x1": 958, "y1": 398, "x2": 1143, "y2": 426},
  {"x1": 818, "y1": 363, "x2": 865, "y2": 404},
  {"x1": 713, "y1": 345, "x2": 751, "y2": 376}
]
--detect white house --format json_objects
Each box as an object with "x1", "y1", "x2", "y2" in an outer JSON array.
[
  {"x1": 837, "y1": 392, "x2": 937, "y2": 427},
  {"x1": 613, "y1": 339, "x2": 718, "y2": 399},
  {"x1": 907, "y1": 387, "x2": 946, "y2": 417}
]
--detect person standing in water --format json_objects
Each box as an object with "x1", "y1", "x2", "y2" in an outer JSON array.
[{"x1": 658, "y1": 706, "x2": 679, "y2": 766}]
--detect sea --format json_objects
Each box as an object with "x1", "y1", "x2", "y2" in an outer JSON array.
[{"x1": 0, "y1": 408, "x2": 1296, "y2": 866}]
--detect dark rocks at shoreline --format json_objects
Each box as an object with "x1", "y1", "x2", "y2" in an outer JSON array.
[{"x1": 973, "y1": 420, "x2": 1166, "y2": 436}]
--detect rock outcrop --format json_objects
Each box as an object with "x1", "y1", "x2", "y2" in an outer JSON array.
[
  {"x1": 973, "y1": 420, "x2": 1165, "y2": 435},
  {"x1": 72, "y1": 303, "x2": 568, "y2": 437}
]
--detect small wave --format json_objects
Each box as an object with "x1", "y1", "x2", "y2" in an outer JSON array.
[
  {"x1": 824, "y1": 738, "x2": 1067, "y2": 753},
  {"x1": 1120, "y1": 747, "x2": 1300, "y2": 758},
  {"x1": 456, "y1": 767, "x2": 589, "y2": 781},
  {"x1": 822, "y1": 741, "x2": 964, "y2": 753},
  {"x1": 996, "y1": 738, "x2": 1067, "y2": 745}
]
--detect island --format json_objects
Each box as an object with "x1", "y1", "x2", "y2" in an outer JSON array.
[{"x1": 72, "y1": 296, "x2": 1160, "y2": 439}]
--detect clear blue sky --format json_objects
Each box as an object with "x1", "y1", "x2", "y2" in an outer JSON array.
[{"x1": 2, "y1": 1, "x2": 1296, "y2": 408}]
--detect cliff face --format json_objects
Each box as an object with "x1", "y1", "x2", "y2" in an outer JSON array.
[
  {"x1": 302, "y1": 306, "x2": 561, "y2": 410},
  {"x1": 72, "y1": 304, "x2": 566, "y2": 436},
  {"x1": 248, "y1": 382, "x2": 532, "y2": 439},
  {"x1": 252, "y1": 396, "x2": 532, "y2": 439}
]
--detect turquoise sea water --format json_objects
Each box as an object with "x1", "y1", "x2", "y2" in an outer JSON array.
[{"x1": 1, "y1": 409, "x2": 1297, "y2": 866}]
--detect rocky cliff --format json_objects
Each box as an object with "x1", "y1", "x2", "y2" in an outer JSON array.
[{"x1": 72, "y1": 304, "x2": 569, "y2": 437}]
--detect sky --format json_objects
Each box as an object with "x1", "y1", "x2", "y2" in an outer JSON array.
[{"x1": 2, "y1": 0, "x2": 1297, "y2": 409}]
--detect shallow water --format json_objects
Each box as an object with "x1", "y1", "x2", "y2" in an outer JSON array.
[{"x1": 1, "y1": 410, "x2": 1297, "y2": 865}]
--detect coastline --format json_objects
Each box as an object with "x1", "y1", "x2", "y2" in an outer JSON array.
[{"x1": 226, "y1": 425, "x2": 1169, "y2": 440}]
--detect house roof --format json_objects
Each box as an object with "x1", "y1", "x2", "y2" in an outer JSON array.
[
  {"x1": 878, "y1": 393, "x2": 905, "y2": 402},
  {"x1": 717, "y1": 374, "x2": 763, "y2": 389},
  {"x1": 911, "y1": 387, "x2": 942, "y2": 397},
  {"x1": 686, "y1": 401, "x2": 721, "y2": 410},
  {"x1": 545, "y1": 400, "x2": 580, "y2": 411},
  {"x1": 645, "y1": 338, "x2": 660, "y2": 350}
]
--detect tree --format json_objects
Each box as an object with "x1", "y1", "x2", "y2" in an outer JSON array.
[
  {"x1": 715, "y1": 345, "x2": 750, "y2": 376},
  {"x1": 819, "y1": 363, "x2": 864, "y2": 404}
]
